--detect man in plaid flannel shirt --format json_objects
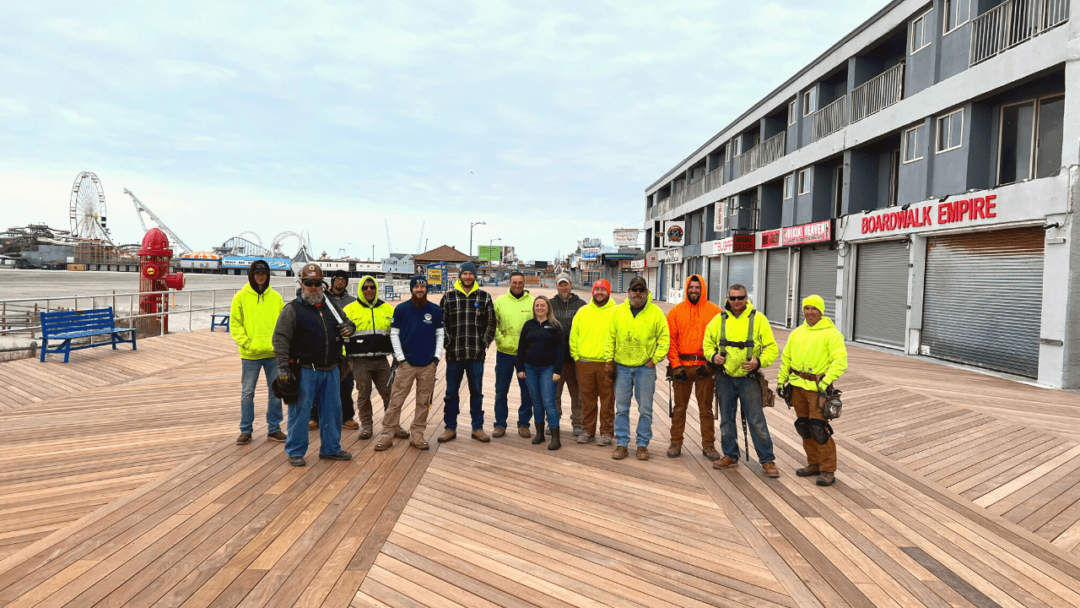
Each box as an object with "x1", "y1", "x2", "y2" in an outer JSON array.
[{"x1": 437, "y1": 261, "x2": 498, "y2": 443}]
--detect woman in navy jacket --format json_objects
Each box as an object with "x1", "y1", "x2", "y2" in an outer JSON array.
[{"x1": 516, "y1": 295, "x2": 564, "y2": 450}]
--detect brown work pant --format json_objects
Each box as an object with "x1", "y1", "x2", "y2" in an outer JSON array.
[
  {"x1": 670, "y1": 371, "x2": 716, "y2": 449},
  {"x1": 577, "y1": 361, "x2": 615, "y2": 437},
  {"x1": 381, "y1": 362, "x2": 435, "y2": 438},
  {"x1": 349, "y1": 357, "x2": 391, "y2": 430},
  {"x1": 791, "y1": 386, "x2": 837, "y2": 472},
  {"x1": 555, "y1": 361, "x2": 583, "y2": 429}
]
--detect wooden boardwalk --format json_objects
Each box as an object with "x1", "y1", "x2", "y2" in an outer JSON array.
[{"x1": 0, "y1": 322, "x2": 1079, "y2": 606}]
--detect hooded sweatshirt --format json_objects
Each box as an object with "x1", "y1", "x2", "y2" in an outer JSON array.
[
  {"x1": 568, "y1": 296, "x2": 616, "y2": 362},
  {"x1": 604, "y1": 291, "x2": 670, "y2": 367},
  {"x1": 439, "y1": 278, "x2": 497, "y2": 362},
  {"x1": 342, "y1": 275, "x2": 394, "y2": 358},
  {"x1": 550, "y1": 291, "x2": 586, "y2": 356},
  {"x1": 703, "y1": 298, "x2": 778, "y2": 378},
  {"x1": 494, "y1": 288, "x2": 534, "y2": 354},
  {"x1": 229, "y1": 260, "x2": 285, "y2": 360},
  {"x1": 326, "y1": 272, "x2": 356, "y2": 309},
  {"x1": 777, "y1": 315, "x2": 848, "y2": 391},
  {"x1": 665, "y1": 274, "x2": 722, "y2": 369}
]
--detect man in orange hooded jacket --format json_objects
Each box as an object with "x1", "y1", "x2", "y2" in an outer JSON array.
[{"x1": 665, "y1": 274, "x2": 722, "y2": 459}]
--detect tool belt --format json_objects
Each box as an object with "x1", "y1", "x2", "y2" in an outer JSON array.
[
  {"x1": 678, "y1": 354, "x2": 706, "y2": 363},
  {"x1": 792, "y1": 370, "x2": 824, "y2": 382}
]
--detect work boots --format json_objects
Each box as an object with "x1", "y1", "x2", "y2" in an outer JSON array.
[
  {"x1": 666, "y1": 443, "x2": 681, "y2": 458},
  {"x1": 437, "y1": 429, "x2": 457, "y2": 443},
  {"x1": 796, "y1": 464, "x2": 821, "y2": 477},
  {"x1": 471, "y1": 429, "x2": 490, "y2": 442},
  {"x1": 816, "y1": 472, "x2": 835, "y2": 486},
  {"x1": 548, "y1": 429, "x2": 561, "y2": 451},
  {"x1": 531, "y1": 423, "x2": 545, "y2": 445},
  {"x1": 518, "y1": 425, "x2": 531, "y2": 438}
]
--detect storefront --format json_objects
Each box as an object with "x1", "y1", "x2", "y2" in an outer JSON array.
[
  {"x1": 645, "y1": 251, "x2": 660, "y2": 298},
  {"x1": 837, "y1": 185, "x2": 1066, "y2": 381},
  {"x1": 702, "y1": 235, "x2": 755, "y2": 306},
  {"x1": 779, "y1": 221, "x2": 836, "y2": 325},
  {"x1": 759, "y1": 229, "x2": 789, "y2": 326}
]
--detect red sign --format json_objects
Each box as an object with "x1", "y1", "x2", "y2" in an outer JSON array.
[
  {"x1": 860, "y1": 195, "x2": 998, "y2": 235},
  {"x1": 759, "y1": 230, "x2": 781, "y2": 249},
  {"x1": 732, "y1": 234, "x2": 755, "y2": 252},
  {"x1": 782, "y1": 220, "x2": 832, "y2": 246}
]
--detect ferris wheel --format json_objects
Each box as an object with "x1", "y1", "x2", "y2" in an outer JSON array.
[{"x1": 69, "y1": 171, "x2": 109, "y2": 240}]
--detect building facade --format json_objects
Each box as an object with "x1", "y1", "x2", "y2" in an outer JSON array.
[{"x1": 645, "y1": 0, "x2": 1079, "y2": 387}]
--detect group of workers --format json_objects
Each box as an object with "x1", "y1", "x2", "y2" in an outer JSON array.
[{"x1": 230, "y1": 259, "x2": 848, "y2": 487}]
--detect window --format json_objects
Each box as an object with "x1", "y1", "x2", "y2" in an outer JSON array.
[
  {"x1": 998, "y1": 95, "x2": 1065, "y2": 185},
  {"x1": 903, "y1": 124, "x2": 925, "y2": 163},
  {"x1": 788, "y1": 99, "x2": 797, "y2": 126},
  {"x1": 936, "y1": 109, "x2": 964, "y2": 153},
  {"x1": 732, "y1": 137, "x2": 742, "y2": 157},
  {"x1": 783, "y1": 174, "x2": 794, "y2": 199},
  {"x1": 725, "y1": 145, "x2": 731, "y2": 162},
  {"x1": 943, "y1": 0, "x2": 969, "y2": 34},
  {"x1": 798, "y1": 169, "x2": 811, "y2": 195},
  {"x1": 803, "y1": 89, "x2": 817, "y2": 116},
  {"x1": 910, "y1": 9, "x2": 932, "y2": 54}
]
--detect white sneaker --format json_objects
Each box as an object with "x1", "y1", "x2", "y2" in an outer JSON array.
[
  {"x1": 597, "y1": 435, "x2": 613, "y2": 447},
  {"x1": 576, "y1": 431, "x2": 594, "y2": 444}
]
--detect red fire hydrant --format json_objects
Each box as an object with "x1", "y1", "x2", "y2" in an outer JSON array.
[{"x1": 139, "y1": 228, "x2": 185, "y2": 333}]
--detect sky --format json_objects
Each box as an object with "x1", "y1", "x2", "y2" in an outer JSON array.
[{"x1": 0, "y1": 1, "x2": 889, "y2": 262}]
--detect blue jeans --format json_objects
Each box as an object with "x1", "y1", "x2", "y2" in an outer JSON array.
[
  {"x1": 240, "y1": 358, "x2": 282, "y2": 434},
  {"x1": 444, "y1": 359, "x2": 485, "y2": 431},
  {"x1": 523, "y1": 364, "x2": 559, "y2": 430},
  {"x1": 285, "y1": 367, "x2": 343, "y2": 458},
  {"x1": 717, "y1": 374, "x2": 775, "y2": 464},
  {"x1": 614, "y1": 364, "x2": 656, "y2": 447},
  {"x1": 494, "y1": 351, "x2": 533, "y2": 429}
]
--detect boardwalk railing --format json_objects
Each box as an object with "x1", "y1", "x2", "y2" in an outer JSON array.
[
  {"x1": 813, "y1": 96, "x2": 847, "y2": 141},
  {"x1": 970, "y1": 0, "x2": 1070, "y2": 66},
  {"x1": 738, "y1": 131, "x2": 786, "y2": 178},
  {"x1": 850, "y1": 62, "x2": 904, "y2": 123}
]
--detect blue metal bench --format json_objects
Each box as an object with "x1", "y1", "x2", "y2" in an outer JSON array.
[
  {"x1": 39, "y1": 307, "x2": 137, "y2": 363},
  {"x1": 211, "y1": 313, "x2": 230, "y2": 332},
  {"x1": 384, "y1": 285, "x2": 400, "y2": 301}
]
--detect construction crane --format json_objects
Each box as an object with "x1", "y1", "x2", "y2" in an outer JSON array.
[
  {"x1": 124, "y1": 188, "x2": 193, "y2": 256},
  {"x1": 416, "y1": 221, "x2": 425, "y2": 254},
  {"x1": 385, "y1": 220, "x2": 393, "y2": 256}
]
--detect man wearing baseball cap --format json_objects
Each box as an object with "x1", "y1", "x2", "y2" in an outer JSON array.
[
  {"x1": 550, "y1": 272, "x2": 586, "y2": 435},
  {"x1": 568, "y1": 279, "x2": 618, "y2": 445}
]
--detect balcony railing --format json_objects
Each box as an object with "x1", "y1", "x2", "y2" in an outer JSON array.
[
  {"x1": 850, "y1": 62, "x2": 904, "y2": 124},
  {"x1": 705, "y1": 167, "x2": 724, "y2": 191},
  {"x1": 737, "y1": 131, "x2": 787, "y2": 178},
  {"x1": 813, "y1": 96, "x2": 847, "y2": 142},
  {"x1": 970, "y1": 0, "x2": 1070, "y2": 66}
]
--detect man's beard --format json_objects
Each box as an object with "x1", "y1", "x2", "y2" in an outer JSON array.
[
  {"x1": 411, "y1": 294, "x2": 428, "y2": 306},
  {"x1": 688, "y1": 293, "x2": 700, "y2": 304},
  {"x1": 302, "y1": 290, "x2": 323, "y2": 306},
  {"x1": 593, "y1": 295, "x2": 608, "y2": 306}
]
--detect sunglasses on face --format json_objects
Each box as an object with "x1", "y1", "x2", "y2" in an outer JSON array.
[
  {"x1": 728, "y1": 295, "x2": 746, "y2": 301},
  {"x1": 362, "y1": 285, "x2": 376, "y2": 290},
  {"x1": 303, "y1": 281, "x2": 322, "y2": 288},
  {"x1": 630, "y1": 287, "x2": 647, "y2": 293}
]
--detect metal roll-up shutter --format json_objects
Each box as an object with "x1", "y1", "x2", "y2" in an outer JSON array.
[
  {"x1": 922, "y1": 228, "x2": 1044, "y2": 378},
  {"x1": 765, "y1": 249, "x2": 788, "y2": 324},
  {"x1": 727, "y1": 255, "x2": 755, "y2": 294},
  {"x1": 854, "y1": 240, "x2": 909, "y2": 348},
  {"x1": 798, "y1": 247, "x2": 837, "y2": 324},
  {"x1": 708, "y1": 258, "x2": 723, "y2": 305}
]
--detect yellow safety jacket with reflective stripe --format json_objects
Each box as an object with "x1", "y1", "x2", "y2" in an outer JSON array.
[
  {"x1": 777, "y1": 316, "x2": 848, "y2": 391},
  {"x1": 342, "y1": 275, "x2": 394, "y2": 357},
  {"x1": 702, "y1": 301, "x2": 778, "y2": 378}
]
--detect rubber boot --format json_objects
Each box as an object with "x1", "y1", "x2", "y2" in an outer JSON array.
[
  {"x1": 531, "y1": 423, "x2": 545, "y2": 445},
  {"x1": 548, "y1": 428, "x2": 561, "y2": 451}
]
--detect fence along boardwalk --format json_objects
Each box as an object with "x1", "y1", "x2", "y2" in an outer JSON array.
[{"x1": 0, "y1": 327, "x2": 1077, "y2": 606}]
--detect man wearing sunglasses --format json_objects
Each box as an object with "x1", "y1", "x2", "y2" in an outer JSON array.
[
  {"x1": 604, "y1": 276, "x2": 670, "y2": 461},
  {"x1": 703, "y1": 284, "x2": 779, "y2": 478},
  {"x1": 342, "y1": 275, "x2": 396, "y2": 439},
  {"x1": 273, "y1": 263, "x2": 356, "y2": 467}
]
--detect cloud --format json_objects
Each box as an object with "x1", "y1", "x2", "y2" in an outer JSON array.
[{"x1": 0, "y1": 0, "x2": 890, "y2": 261}]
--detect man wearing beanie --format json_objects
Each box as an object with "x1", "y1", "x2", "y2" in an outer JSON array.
[
  {"x1": 230, "y1": 260, "x2": 286, "y2": 445},
  {"x1": 551, "y1": 272, "x2": 586, "y2": 435},
  {"x1": 704, "y1": 283, "x2": 779, "y2": 477},
  {"x1": 569, "y1": 279, "x2": 617, "y2": 445},
  {"x1": 438, "y1": 261, "x2": 497, "y2": 443},
  {"x1": 777, "y1": 294, "x2": 848, "y2": 486},
  {"x1": 493, "y1": 271, "x2": 535, "y2": 437},
  {"x1": 604, "y1": 275, "x2": 669, "y2": 461},
  {"x1": 311, "y1": 269, "x2": 360, "y2": 430},
  {"x1": 376, "y1": 276, "x2": 444, "y2": 451}
]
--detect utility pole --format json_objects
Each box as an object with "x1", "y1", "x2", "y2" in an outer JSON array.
[{"x1": 470, "y1": 221, "x2": 486, "y2": 259}]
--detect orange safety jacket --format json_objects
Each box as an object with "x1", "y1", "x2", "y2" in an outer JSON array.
[{"x1": 665, "y1": 274, "x2": 722, "y2": 369}]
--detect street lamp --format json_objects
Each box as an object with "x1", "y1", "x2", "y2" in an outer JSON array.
[
  {"x1": 469, "y1": 221, "x2": 486, "y2": 258},
  {"x1": 489, "y1": 237, "x2": 502, "y2": 263}
]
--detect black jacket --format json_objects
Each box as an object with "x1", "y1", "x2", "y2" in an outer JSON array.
[
  {"x1": 550, "y1": 292, "x2": 585, "y2": 354},
  {"x1": 273, "y1": 298, "x2": 350, "y2": 371},
  {"x1": 515, "y1": 319, "x2": 564, "y2": 372}
]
